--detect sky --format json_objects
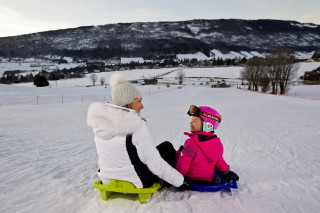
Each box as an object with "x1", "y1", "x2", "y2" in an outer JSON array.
[{"x1": 0, "y1": 0, "x2": 320, "y2": 37}]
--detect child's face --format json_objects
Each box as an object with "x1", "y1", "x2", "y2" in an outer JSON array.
[{"x1": 190, "y1": 116, "x2": 203, "y2": 133}]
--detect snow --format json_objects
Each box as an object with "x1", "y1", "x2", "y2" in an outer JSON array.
[
  {"x1": 121, "y1": 57, "x2": 145, "y2": 64},
  {"x1": 187, "y1": 25, "x2": 201, "y2": 34},
  {"x1": 210, "y1": 49, "x2": 267, "y2": 59},
  {"x1": 176, "y1": 52, "x2": 209, "y2": 61},
  {"x1": 1, "y1": 64, "x2": 320, "y2": 213},
  {"x1": 290, "y1": 23, "x2": 318, "y2": 28},
  {"x1": 295, "y1": 52, "x2": 315, "y2": 60}
]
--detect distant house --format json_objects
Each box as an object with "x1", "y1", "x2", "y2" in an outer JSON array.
[
  {"x1": 213, "y1": 80, "x2": 230, "y2": 88},
  {"x1": 52, "y1": 59, "x2": 68, "y2": 64},
  {"x1": 30, "y1": 63, "x2": 41, "y2": 67},
  {"x1": 86, "y1": 61, "x2": 105, "y2": 67},
  {"x1": 144, "y1": 78, "x2": 158, "y2": 85},
  {"x1": 304, "y1": 71, "x2": 320, "y2": 81},
  {"x1": 129, "y1": 80, "x2": 139, "y2": 84},
  {"x1": 3, "y1": 70, "x2": 21, "y2": 77}
]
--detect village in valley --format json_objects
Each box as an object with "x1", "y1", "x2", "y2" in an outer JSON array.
[{"x1": 1, "y1": 50, "x2": 320, "y2": 90}]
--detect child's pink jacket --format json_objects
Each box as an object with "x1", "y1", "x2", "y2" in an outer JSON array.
[{"x1": 175, "y1": 132, "x2": 229, "y2": 181}]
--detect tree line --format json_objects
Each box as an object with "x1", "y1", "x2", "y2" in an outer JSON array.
[{"x1": 241, "y1": 49, "x2": 299, "y2": 94}]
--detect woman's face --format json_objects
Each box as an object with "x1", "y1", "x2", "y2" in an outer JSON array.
[
  {"x1": 190, "y1": 116, "x2": 203, "y2": 133},
  {"x1": 131, "y1": 98, "x2": 144, "y2": 114}
]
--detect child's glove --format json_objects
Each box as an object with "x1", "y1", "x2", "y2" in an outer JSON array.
[
  {"x1": 221, "y1": 170, "x2": 239, "y2": 182},
  {"x1": 178, "y1": 177, "x2": 192, "y2": 191}
]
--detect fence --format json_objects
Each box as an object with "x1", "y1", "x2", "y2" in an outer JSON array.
[
  {"x1": 34, "y1": 94, "x2": 112, "y2": 105},
  {"x1": 0, "y1": 86, "x2": 183, "y2": 106}
]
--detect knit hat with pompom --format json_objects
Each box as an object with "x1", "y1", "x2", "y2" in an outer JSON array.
[{"x1": 109, "y1": 73, "x2": 142, "y2": 107}]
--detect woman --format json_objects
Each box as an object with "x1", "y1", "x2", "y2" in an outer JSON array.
[{"x1": 87, "y1": 73, "x2": 188, "y2": 189}]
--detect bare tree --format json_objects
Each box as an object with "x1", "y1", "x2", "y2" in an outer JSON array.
[
  {"x1": 264, "y1": 54, "x2": 280, "y2": 94},
  {"x1": 265, "y1": 49, "x2": 299, "y2": 94},
  {"x1": 100, "y1": 77, "x2": 105, "y2": 85},
  {"x1": 240, "y1": 68, "x2": 252, "y2": 89},
  {"x1": 311, "y1": 51, "x2": 319, "y2": 60},
  {"x1": 241, "y1": 57, "x2": 265, "y2": 91},
  {"x1": 242, "y1": 49, "x2": 299, "y2": 94},
  {"x1": 90, "y1": 74, "x2": 98, "y2": 86},
  {"x1": 177, "y1": 68, "x2": 185, "y2": 85}
]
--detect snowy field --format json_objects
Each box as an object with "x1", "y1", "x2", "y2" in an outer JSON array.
[{"x1": 1, "y1": 64, "x2": 320, "y2": 213}]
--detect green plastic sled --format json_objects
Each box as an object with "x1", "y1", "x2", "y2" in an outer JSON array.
[{"x1": 92, "y1": 180, "x2": 163, "y2": 204}]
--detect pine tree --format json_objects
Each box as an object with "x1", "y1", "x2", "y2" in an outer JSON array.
[{"x1": 34, "y1": 74, "x2": 49, "y2": 87}]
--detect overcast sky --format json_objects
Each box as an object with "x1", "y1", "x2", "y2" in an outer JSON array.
[{"x1": 1, "y1": 0, "x2": 319, "y2": 37}]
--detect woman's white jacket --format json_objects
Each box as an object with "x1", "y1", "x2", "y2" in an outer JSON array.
[{"x1": 87, "y1": 102, "x2": 184, "y2": 188}]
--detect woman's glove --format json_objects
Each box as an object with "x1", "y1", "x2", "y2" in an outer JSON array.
[
  {"x1": 221, "y1": 170, "x2": 239, "y2": 182},
  {"x1": 178, "y1": 177, "x2": 192, "y2": 191}
]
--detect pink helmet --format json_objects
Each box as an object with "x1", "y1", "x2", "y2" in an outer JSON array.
[{"x1": 187, "y1": 105, "x2": 222, "y2": 131}]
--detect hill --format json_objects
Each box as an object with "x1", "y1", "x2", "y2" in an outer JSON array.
[{"x1": 0, "y1": 19, "x2": 319, "y2": 59}]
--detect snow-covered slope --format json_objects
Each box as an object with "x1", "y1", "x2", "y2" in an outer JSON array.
[{"x1": 0, "y1": 66, "x2": 320, "y2": 213}]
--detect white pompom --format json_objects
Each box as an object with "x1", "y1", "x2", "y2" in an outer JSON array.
[{"x1": 109, "y1": 73, "x2": 126, "y2": 88}]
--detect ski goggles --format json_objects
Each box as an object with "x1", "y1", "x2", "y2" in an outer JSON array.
[{"x1": 187, "y1": 105, "x2": 221, "y2": 123}]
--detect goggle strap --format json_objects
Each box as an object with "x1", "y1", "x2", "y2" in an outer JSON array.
[{"x1": 199, "y1": 111, "x2": 221, "y2": 123}]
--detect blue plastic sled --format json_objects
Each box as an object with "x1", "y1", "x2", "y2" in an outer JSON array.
[{"x1": 190, "y1": 169, "x2": 238, "y2": 192}]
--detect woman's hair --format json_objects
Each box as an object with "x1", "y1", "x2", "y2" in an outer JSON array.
[{"x1": 123, "y1": 103, "x2": 133, "y2": 109}]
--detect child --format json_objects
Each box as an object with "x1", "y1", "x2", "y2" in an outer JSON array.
[{"x1": 175, "y1": 105, "x2": 239, "y2": 183}]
